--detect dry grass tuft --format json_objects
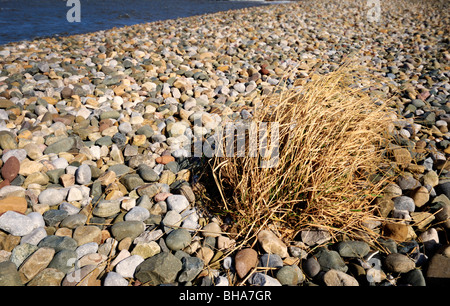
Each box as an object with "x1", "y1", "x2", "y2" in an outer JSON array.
[{"x1": 210, "y1": 64, "x2": 397, "y2": 246}]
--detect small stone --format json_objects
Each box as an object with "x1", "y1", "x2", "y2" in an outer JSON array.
[
  {"x1": 75, "y1": 164, "x2": 92, "y2": 185},
  {"x1": 178, "y1": 256, "x2": 204, "y2": 283},
  {"x1": 315, "y1": 248, "x2": 347, "y2": 272},
  {"x1": 165, "y1": 228, "x2": 192, "y2": 251},
  {"x1": 131, "y1": 241, "x2": 160, "y2": 259},
  {"x1": 0, "y1": 211, "x2": 34, "y2": 236},
  {"x1": 38, "y1": 188, "x2": 64, "y2": 206},
  {"x1": 47, "y1": 249, "x2": 77, "y2": 274},
  {"x1": 376, "y1": 196, "x2": 395, "y2": 218},
  {"x1": 336, "y1": 241, "x2": 370, "y2": 258},
  {"x1": 19, "y1": 247, "x2": 55, "y2": 283},
  {"x1": 385, "y1": 253, "x2": 416, "y2": 273},
  {"x1": 66, "y1": 187, "x2": 84, "y2": 202},
  {"x1": 178, "y1": 184, "x2": 195, "y2": 204},
  {"x1": 384, "y1": 183, "x2": 403, "y2": 198},
  {"x1": 110, "y1": 221, "x2": 146, "y2": 241},
  {"x1": 135, "y1": 252, "x2": 182, "y2": 285},
  {"x1": 44, "y1": 137, "x2": 75, "y2": 155},
  {"x1": 60, "y1": 174, "x2": 75, "y2": 187},
  {"x1": 201, "y1": 222, "x2": 222, "y2": 237},
  {"x1": 276, "y1": 265, "x2": 300, "y2": 285},
  {"x1": 249, "y1": 272, "x2": 282, "y2": 286},
  {"x1": 1, "y1": 156, "x2": 20, "y2": 182},
  {"x1": 411, "y1": 212, "x2": 435, "y2": 229},
  {"x1": 166, "y1": 194, "x2": 189, "y2": 213},
  {"x1": 162, "y1": 210, "x2": 182, "y2": 233},
  {"x1": 394, "y1": 196, "x2": 415, "y2": 212},
  {"x1": 75, "y1": 242, "x2": 99, "y2": 260},
  {"x1": 300, "y1": 229, "x2": 331, "y2": 246},
  {"x1": 411, "y1": 186, "x2": 429, "y2": 207},
  {"x1": 73, "y1": 226, "x2": 102, "y2": 246},
  {"x1": 0, "y1": 261, "x2": 23, "y2": 286},
  {"x1": 0, "y1": 196, "x2": 27, "y2": 215},
  {"x1": 38, "y1": 235, "x2": 78, "y2": 253},
  {"x1": 121, "y1": 174, "x2": 145, "y2": 191},
  {"x1": 401, "y1": 269, "x2": 426, "y2": 286},
  {"x1": 323, "y1": 269, "x2": 359, "y2": 286},
  {"x1": 259, "y1": 253, "x2": 284, "y2": 270},
  {"x1": 18, "y1": 160, "x2": 43, "y2": 177},
  {"x1": 27, "y1": 268, "x2": 65, "y2": 286},
  {"x1": 115, "y1": 254, "x2": 145, "y2": 278},
  {"x1": 124, "y1": 206, "x2": 150, "y2": 222},
  {"x1": 0, "y1": 132, "x2": 17, "y2": 150},
  {"x1": 257, "y1": 230, "x2": 288, "y2": 258},
  {"x1": 155, "y1": 155, "x2": 175, "y2": 165},
  {"x1": 104, "y1": 272, "x2": 129, "y2": 286},
  {"x1": 100, "y1": 110, "x2": 120, "y2": 120},
  {"x1": 426, "y1": 253, "x2": 450, "y2": 285},
  {"x1": 43, "y1": 209, "x2": 68, "y2": 227},
  {"x1": 303, "y1": 256, "x2": 321, "y2": 278},
  {"x1": 10, "y1": 243, "x2": 38, "y2": 268},
  {"x1": 92, "y1": 199, "x2": 121, "y2": 218},
  {"x1": 234, "y1": 248, "x2": 258, "y2": 278},
  {"x1": 392, "y1": 148, "x2": 412, "y2": 167},
  {"x1": 137, "y1": 165, "x2": 159, "y2": 182},
  {"x1": 423, "y1": 171, "x2": 439, "y2": 187},
  {"x1": 196, "y1": 246, "x2": 214, "y2": 265},
  {"x1": 383, "y1": 222, "x2": 409, "y2": 242}
]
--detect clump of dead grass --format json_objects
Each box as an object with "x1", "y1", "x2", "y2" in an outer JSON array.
[{"x1": 211, "y1": 64, "x2": 396, "y2": 245}]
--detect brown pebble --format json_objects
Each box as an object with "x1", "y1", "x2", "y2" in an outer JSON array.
[
  {"x1": 1, "y1": 156, "x2": 20, "y2": 182},
  {"x1": 234, "y1": 248, "x2": 258, "y2": 279}
]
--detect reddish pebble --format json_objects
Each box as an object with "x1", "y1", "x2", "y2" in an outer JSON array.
[
  {"x1": 156, "y1": 155, "x2": 175, "y2": 164},
  {"x1": 1, "y1": 156, "x2": 20, "y2": 182},
  {"x1": 154, "y1": 192, "x2": 172, "y2": 202}
]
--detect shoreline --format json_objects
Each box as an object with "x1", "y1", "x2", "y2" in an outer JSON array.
[{"x1": 0, "y1": 0, "x2": 449, "y2": 287}]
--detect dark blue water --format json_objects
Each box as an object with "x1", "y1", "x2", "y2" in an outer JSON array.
[{"x1": 0, "y1": 0, "x2": 280, "y2": 45}]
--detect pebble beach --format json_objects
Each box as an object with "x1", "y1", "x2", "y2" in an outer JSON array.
[{"x1": 0, "y1": 0, "x2": 449, "y2": 287}]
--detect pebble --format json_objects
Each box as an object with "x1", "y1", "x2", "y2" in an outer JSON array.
[
  {"x1": 75, "y1": 164, "x2": 92, "y2": 185},
  {"x1": 166, "y1": 194, "x2": 189, "y2": 213},
  {"x1": 384, "y1": 253, "x2": 416, "y2": 273},
  {"x1": 315, "y1": 248, "x2": 348, "y2": 272},
  {"x1": 165, "y1": 228, "x2": 192, "y2": 251},
  {"x1": 393, "y1": 196, "x2": 416, "y2": 212},
  {"x1": 111, "y1": 221, "x2": 146, "y2": 241},
  {"x1": 276, "y1": 265, "x2": 301, "y2": 286},
  {"x1": 135, "y1": 252, "x2": 182, "y2": 285},
  {"x1": 115, "y1": 254, "x2": 145, "y2": 278},
  {"x1": 178, "y1": 256, "x2": 204, "y2": 283},
  {"x1": 257, "y1": 230, "x2": 288, "y2": 258},
  {"x1": 249, "y1": 272, "x2": 282, "y2": 286},
  {"x1": 0, "y1": 196, "x2": 27, "y2": 215},
  {"x1": 131, "y1": 241, "x2": 160, "y2": 259},
  {"x1": 19, "y1": 247, "x2": 55, "y2": 283},
  {"x1": 323, "y1": 269, "x2": 359, "y2": 286},
  {"x1": 0, "y1": 211, "x2": 35, "y2": 236},
  {"x1": 104, "y1": 271, "x2": 129, "y2": 286},
  {"x1": 336, "y1": 241, "x2": 370, "y2": 258},
  {"x1": 0, "y1": 261, "x2": 23, "y2": 286},
  {"x1": 38, "y1": 188, "x2": 64, "y2": 206},
  {"x1": 124, "y1": 206, "x2": 150, "y2": 222},
  {"x1": 44, "y1": 138, "x2": 75, "y2": 155},
  {"x1": 234, "y1": 248, "x2": 258, "y2": 279},
  {"x1": 1, "y1": 156, "x2": 20, "y2": 182},
  {"x1": 201, "y1": 221, "x2": 222, "y2": 237}
]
